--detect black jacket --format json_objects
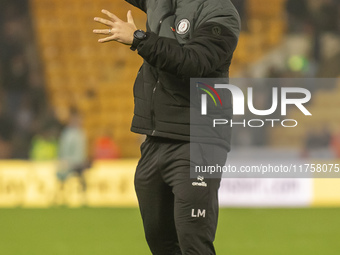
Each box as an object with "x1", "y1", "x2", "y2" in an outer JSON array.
[{"x1": 126, "y1": 0, "x2": 240, "y2": 150}]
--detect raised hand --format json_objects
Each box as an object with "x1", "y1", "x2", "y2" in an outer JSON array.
[{"x1": 93, "y1": 9, "x2": 137, "y2": 44}]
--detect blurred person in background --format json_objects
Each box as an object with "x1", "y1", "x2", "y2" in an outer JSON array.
[
  {"x1": 28, "y1": 72, "x2": 48, "y2": 118},
  {"x1": 303, "y1": 125, "x2": 333, "y2": 159},
  {"x1": 0, "y1": 0, "x2": 48, "y2": 159},
  {"x1": 285, "y1": 0, "x2": 309, "y2": 33},
  {"x1": 338, "y1": 1, "x2": 340, "y2": 32},
  {"x1": 331, "y1": 127, "x2": 340, "y2": 158},
  {"x1": 12, "y1": 95, "x2": 35, "y2": 158},
  {"x1": 309, "y1": 0, "x2": 337, "y2": 64},
  {"x1": 29, "y1": 121, "x2": 59, "y2": 161},
  {"x1": 0, "y1": 0, "x2": 31, "y2": 116},
  {"x1": 57, "y1": 108, "x2": 88, "y2": 197},
  {"x1": 1, "y1": 48, "x2": 29, "y2": 116},
  {"x1": 92, "y1": 128, "x2": 120, "y2": 160},
  {"x1": 313, "y1": 0, "x2": 339, "y2": 34},
  {"x1": 0, "y1": 102, "x2": 14, "y2": 159},
  {"x1": 231, "y1": 0, "x2": 247, "y2": 31}
]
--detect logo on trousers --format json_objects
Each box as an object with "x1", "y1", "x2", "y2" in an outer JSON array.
[
  {"x1": 191, "y1": 209, "x2": 206, "y2": 218},
  {"x1": 192, "y1": 175, "x2": 207, "y2": 187}
]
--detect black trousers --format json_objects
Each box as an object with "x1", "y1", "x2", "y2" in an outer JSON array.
[{"x1": 135, "y1": 136, "x2": 227, "y2": 255}]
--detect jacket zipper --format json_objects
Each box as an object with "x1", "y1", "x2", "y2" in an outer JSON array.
[
  {"x1": 150, "y1": 80, "x2": 159, "y2": 136},
  {"x1": 156, "y1": 11, "x2": 175, "y2": 34},
  {"x1": 150, "y1": 10, "x2": 175, "y2": 136}
]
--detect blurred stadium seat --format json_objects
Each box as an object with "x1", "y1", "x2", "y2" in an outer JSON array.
[
  {"x1": 269, "y1": 78, "x2": 340, "y2": 148},
  {"x1": 30, "y1": 0, "x2": 288, "y2": 157},
  {"x1": 31, "y1": 0, "x2": 145, "y2": 157}
]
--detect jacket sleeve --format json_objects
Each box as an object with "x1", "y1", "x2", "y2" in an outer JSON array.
[
  {"x1": 125, "y1": 0, "x2": 146, "y2": 12},
  {"x1": 136, "y1": 19, "x2": 239, "y2": 77}
]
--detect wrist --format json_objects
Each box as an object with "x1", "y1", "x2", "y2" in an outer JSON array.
[{"x1": 130, "y1": 29, "x2": 147, "y2": 51}]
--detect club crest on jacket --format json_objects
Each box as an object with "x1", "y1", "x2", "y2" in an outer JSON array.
[{"x1": 176, "y1": 19, "x2": 190, "y2": 34}]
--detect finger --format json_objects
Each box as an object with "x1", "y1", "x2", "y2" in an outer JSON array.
[
  {"x1": 93, "y1": 29, "x2": 111, "y2": 35},
  {"x1": 127, "y1": 10, "x2": 135, "y2": 24},
  {"x1": 101, "y1": 9, "x2": 121, "y2": 22},
  {"x1": 98, "y1": 35, "x2": 117, "y2": 43},
  {"x1": 94, "y1": 17, "x2": 114, "y2": 27}
]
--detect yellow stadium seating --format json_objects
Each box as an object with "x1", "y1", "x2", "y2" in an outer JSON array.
[{"x1": 31, "y1": 0, "x2": 286, "y2": 157}]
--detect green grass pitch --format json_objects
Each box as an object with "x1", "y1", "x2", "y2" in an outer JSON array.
[{"x1": 0, "y1": 208, "x2": 339, "y2": 255}]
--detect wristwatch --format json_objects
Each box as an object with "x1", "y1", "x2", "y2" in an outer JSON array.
[{"x1": 130, "y1": 29, "x2": 147, "y2": 51}]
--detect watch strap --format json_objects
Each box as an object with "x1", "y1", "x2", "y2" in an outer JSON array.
[
  {"x1": 130, "y1": 30, "x2": 146, "y2": 51},
  {"x1": 130, "y1": 37, "x2": 141, "y2": 51}
]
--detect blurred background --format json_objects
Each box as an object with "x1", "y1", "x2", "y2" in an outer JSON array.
[{"x1": 0, "y1": 0, "x2": 339, "y2": 254}]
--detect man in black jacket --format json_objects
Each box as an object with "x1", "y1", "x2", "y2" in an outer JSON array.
[{"x1": 94, "y1": 1, "x2": 240, "y2": 254}]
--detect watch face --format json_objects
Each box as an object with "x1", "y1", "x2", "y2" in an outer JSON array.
[{"x1": 135, "y1": 30, "x2": 146, "y2": 40}]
